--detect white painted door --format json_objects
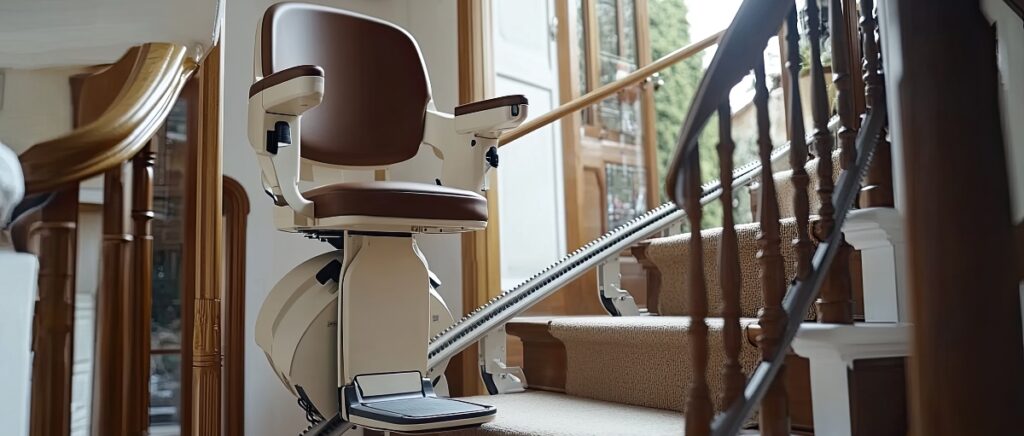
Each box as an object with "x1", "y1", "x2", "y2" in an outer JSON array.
[{"x1": 493, "y1": 0, "x2": 566, "y2": 290}]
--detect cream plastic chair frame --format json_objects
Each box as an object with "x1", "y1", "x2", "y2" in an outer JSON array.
[{"x1": 248, "y1": 3, "x2": 527, "y2": 433}]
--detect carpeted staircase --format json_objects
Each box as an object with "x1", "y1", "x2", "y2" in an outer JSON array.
[{"x1": 429, "y1": 154, "x2": 849, "y2": 436}]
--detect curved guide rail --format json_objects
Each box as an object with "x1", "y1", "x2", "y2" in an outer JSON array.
[{"x1": 426, "y1": 142, "x2": 793, "y2": 369}]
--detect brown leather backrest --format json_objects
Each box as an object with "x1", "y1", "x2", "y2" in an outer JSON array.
[{"x1": 260, "y1": 2, "x2": 430, "y2": 166}]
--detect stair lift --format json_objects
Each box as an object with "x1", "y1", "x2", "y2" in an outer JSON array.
[{"x1": 248, "y1": 3, "x2": 527, "y2": 433}]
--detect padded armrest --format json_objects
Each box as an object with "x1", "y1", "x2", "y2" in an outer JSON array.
[
  {"x1": 249, "y1": 65, "x2": 324, "y2": 98},
  {"x1": 452, "y1": 94, "x2": 528, "y2": 138},
  {"x1": 247, "y1": 65, "x2": 325, "y2": 217},
  {"x1": 454, "y1": 95, "x2": 528, "y2": 116}
]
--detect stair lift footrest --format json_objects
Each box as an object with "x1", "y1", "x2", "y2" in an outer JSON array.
[{"x1": 343, "y1": 372, "x2": 495, "y2": 433}]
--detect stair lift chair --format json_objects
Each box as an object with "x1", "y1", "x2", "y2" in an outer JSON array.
[{"x1": 248, "y1": 3, "x2": 527, "y2": 433}]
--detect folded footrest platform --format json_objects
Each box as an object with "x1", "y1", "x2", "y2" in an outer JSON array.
[{"x1": 343, "y1": 371, "x2": 496, "y2": 433}]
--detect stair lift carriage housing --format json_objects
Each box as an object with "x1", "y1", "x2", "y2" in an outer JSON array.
[{"x1": 249, "y1": 3, "x2": 528, "y2": 433}]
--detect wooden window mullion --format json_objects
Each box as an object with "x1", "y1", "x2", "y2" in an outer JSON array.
[{"x1": 583, "y1": 0, "x2": 602, "y2": 131}]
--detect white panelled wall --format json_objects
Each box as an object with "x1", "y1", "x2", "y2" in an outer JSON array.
[{"x1": 222, "y1": 1, "x2": 461, "y2": 435}]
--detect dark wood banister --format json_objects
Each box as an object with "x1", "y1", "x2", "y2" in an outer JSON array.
[
  {"x1": 16, "y1": 42, "x2": 199, "y2": 436},
  {"x1": 665, "y1": 0, "x2": 792, "y2": 204},
  {"x1": 17, "y1": 43, "x2": 196, "y2": 195},
  {"x1": 715, "y1": 91, "x2": 888, "y2": 436},
  {"x1": 662, "y1": 0, "x2": 890, "y2": 433}
]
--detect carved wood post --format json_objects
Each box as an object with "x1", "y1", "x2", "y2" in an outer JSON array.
[
  {"x1": 682, "y1": 144, "x2": 711, "y2": 436},
  {"x1": 753, "y1": 59, "x2": 791, "y2": 436},
  {"x1": 130, "y1": 144, "x2": 156, "y2": 435},
  {"x1": 858, "y1": 0, "x2": 895, "y2": 208},
  {"x1": 29, "y1": 188, "x2": 78, "y2": 436},
  {"x1": 191, "y1": 44, "x2": 224, "y2": 436},
  {"x1": 94, "y1": 165, "x2": 132, "y2": 436},
  {"x1": 716, "y1": 101, "x2": 745, "y2": 407},
  {"x1": 223, "y1": 177, "x2": 250, "y2": 436},
  {"x1": 893, "y1": 1, "x2": 1024, "y2": 434},
  {"x1": 808, "y1": 0, "x2": 854, "y2": 324},
  {"x1": 784, "y1": 6, "x2": 812, "y2": 280}
]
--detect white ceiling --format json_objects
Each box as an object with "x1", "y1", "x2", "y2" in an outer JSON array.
[{"x1": 0, "y1": 0, "x2": 223, "y2": 69}]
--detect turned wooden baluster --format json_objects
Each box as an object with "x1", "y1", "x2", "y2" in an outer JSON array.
[
  {"x1": 807, "y1": 0, "x2": 855, "y2": 324},
  {"x1": 831, "y1": 0, "x2": 859, "y2": 176},
  {"x1": 753, "y1": 58, "x2": 791, "y2": 435},
  {"x1": 806, "y1": 0, "x2": 835, "y2": 235},
  {"x1": 129, "y1": 144, "x2": 156, "y2": 435},
  {"x1": 784, "y1": 6, "x2": 813, "y2": 280},
  {"x1": 716, "y1": 101, "x2": 745, "y2": 406},
  {"x1": 95, "y1": 165, "x2": 132, "y2": 436},
  {"x1": 29, "y1": 188, "x2": 78, "y2": 436},
  {"x1": 683, "y1": 144, "x2": 712, "y2": 436},
  {"x1": 858, "y1": 0, "x2": 895, "y2": 208}
]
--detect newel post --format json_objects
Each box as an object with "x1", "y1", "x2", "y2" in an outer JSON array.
[{"x1": 885, "y1": 0, "x2": 1024, "y2": 434}]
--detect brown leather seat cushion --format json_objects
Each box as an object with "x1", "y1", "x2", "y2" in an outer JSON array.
[{"x1": 304, "y1": 181, "x2": 487, "y2": 221}]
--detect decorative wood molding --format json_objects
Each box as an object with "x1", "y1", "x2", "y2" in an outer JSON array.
[
  {"x1": 505, "y1": 320, "x2": 566, "y2": 392},
  {"x1": 455, "y1": 0, "x2": 497, "y2": 398},
  {"x1": 222, "y1": 176, "x2": 250, "y2": 436},
  {"x1": 630, "y1": 241, "x2": 660, "y2": 313},
  {"x1": 28, "y1": 188, "x2": 79, "y2": 436},
  {"x1": 19, "y1": 43, "x2": 197, "y2": 195},
  {"x1": 188, "y1": 43, "x2": 224, "y2": 436},
  {"x1": 789, "y1": 322, "x2": 912, "y2": 436}
]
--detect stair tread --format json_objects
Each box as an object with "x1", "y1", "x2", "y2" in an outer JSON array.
[
  {"x1": 643, "y1": 217, "x2": 819, "y2": 320},
  {"x1": 437, "y1": 391, "x2": 768, "y2": 435},
  {"x1": 507, "y1": 315, "x2": 762, "y2": 415},
  {"x1": 442, "y1": 390, "x2": 682, "y2": 435}
]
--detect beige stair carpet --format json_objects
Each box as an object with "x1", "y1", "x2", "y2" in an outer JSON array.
[
  {"x1": 433, "y1": 390, "x2": 684, "y2": 436},
  {"x1": 548, "y1": 316, "x2": 761, "y2": 414},
  {"x1": 751, "y1": 149, "x2": 842, "y2": 221},
  {"x1": 646, "y1": 217, "x2": 817, "y2": 320}
]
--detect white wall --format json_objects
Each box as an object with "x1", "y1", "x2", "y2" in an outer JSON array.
[
  {"x1": 221, "y1": 1, "x2": 460, "y2": 435},
  {"x1": 0, "y1": 67, "x2": 79, "y2": 154},
  {"x1": 71, "y1": 209, "x2": 101, "y2": 436}
]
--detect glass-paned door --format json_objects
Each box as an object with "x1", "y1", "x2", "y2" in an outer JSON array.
[{"x1": 148, "y1": 92, "x2": 191, "y2": 436}]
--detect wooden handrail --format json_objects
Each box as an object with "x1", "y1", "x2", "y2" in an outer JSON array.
[
  {"x1": 500, "y1": 30, "x2": 724, "y2": 146},
  {"x1": 18, "y1": 42, "x2": 197, "y2": 195}
]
